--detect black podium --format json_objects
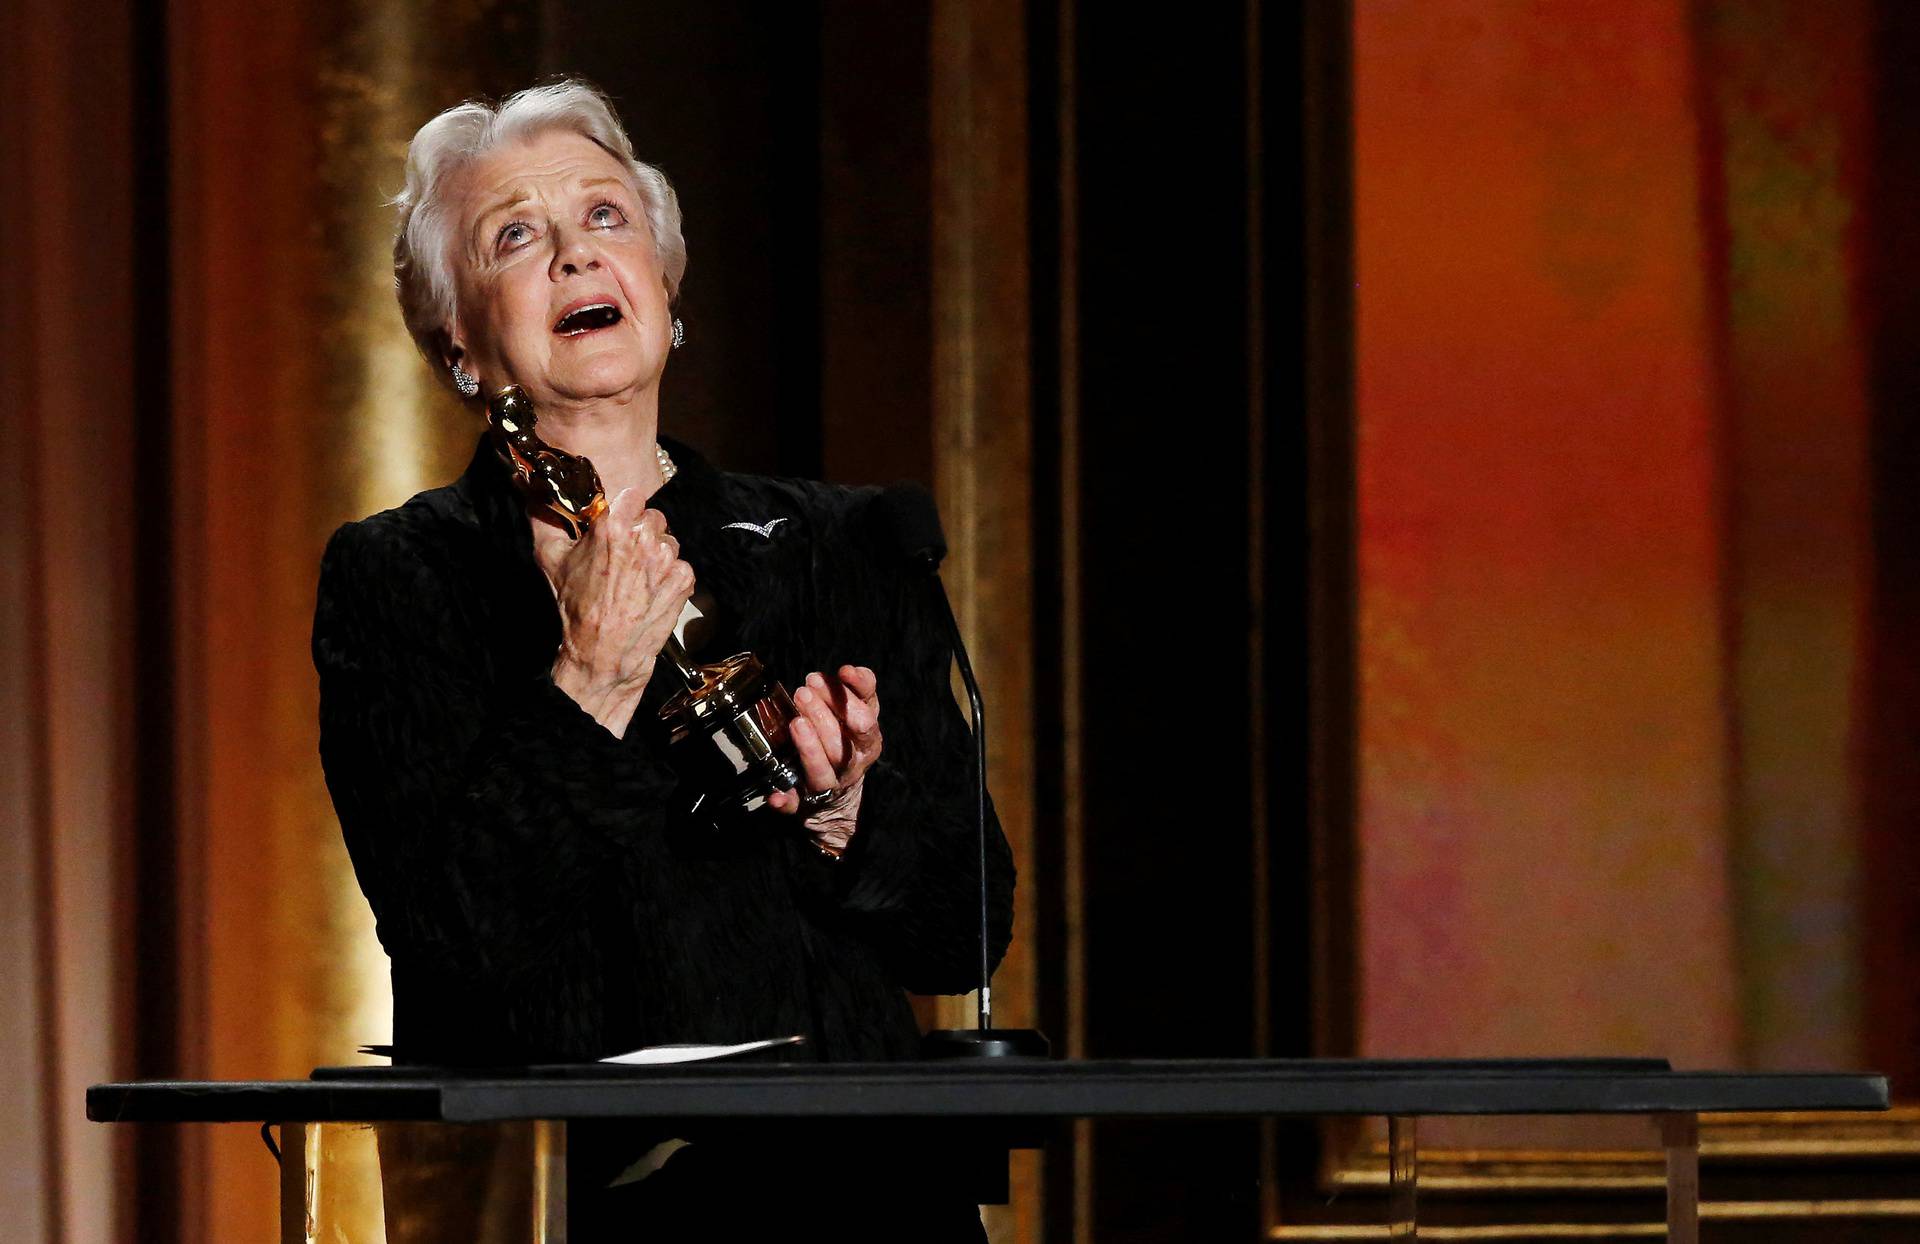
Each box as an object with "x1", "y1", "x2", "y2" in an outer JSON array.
[{"x1": 89, "y1": 1058, "x2": 1888, "y2": 1241}]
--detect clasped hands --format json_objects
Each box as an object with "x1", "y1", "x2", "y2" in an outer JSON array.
[
  {"x1": 768, "y1": 666, "x2": 882, "y2": 855},
  {"x1": 533, "y1": 486, "x2": 882, "y2": 851}
]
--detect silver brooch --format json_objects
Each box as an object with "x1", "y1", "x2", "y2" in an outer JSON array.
[{"x1": 721, "y1": 518, "x2": 790, "y2": 539}]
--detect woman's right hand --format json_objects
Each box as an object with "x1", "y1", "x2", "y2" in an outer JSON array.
[{"x1": 532, "y1": 487, "x2": 695, "y2": 737}]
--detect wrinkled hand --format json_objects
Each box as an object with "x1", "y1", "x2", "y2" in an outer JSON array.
[
  {"x1": 532, "y1": 487, "x2": 694, "y2": 738},
  {"x1": 769, "y1": 666, "x2": 883, "y2": 854}
]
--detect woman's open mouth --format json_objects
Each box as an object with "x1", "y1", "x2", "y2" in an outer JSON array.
[{"x1": 552, "y1": 302, "x2": 623, "y2": 336}]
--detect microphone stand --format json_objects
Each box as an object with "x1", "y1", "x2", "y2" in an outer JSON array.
[{"x1": 917, "y1": 557, "x2": 1049, "y2": 1060}]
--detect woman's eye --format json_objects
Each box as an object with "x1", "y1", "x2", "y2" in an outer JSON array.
[
  {"x1": 495, "y1": 221, "x2": 532, "y2": 250},
  {"x1": 589, "y1": 203, "x2": 627, "y2": 228}
]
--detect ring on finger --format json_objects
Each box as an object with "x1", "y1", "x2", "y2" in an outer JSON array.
[{"x1": 798, "y1": 786, "x2": 838, "y2": 814}]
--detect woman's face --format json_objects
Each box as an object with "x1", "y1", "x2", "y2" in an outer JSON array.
[{"x1": 445, "y1": 129, "x2": 671, "y2": 412}]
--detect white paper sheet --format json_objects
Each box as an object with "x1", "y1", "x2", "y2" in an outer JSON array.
[{"x1": 598, "y1": 1035, "x2": 805, "y2": 1066}]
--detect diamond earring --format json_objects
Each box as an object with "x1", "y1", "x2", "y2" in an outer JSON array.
[
  {"x1": 671, "y1": 318, "x2": 685, "y2": 350},
  {"x1": 451, "y1": 363, "x2": 480, "y2": 398}
]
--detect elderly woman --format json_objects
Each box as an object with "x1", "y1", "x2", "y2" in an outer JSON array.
[{"x1": 310, "y1": 79, "x2": 1013, "y2": 1240}]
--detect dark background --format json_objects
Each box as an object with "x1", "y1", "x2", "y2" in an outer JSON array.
[{"x1": 542, "y1": 3, "x2": 1338, "y2": 1238}]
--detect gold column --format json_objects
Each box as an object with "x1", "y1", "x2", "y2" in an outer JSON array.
[
  {"x1": 169, "y1": 1, "x2": 537, "y2": 1238},
  {"x1": 1047, "y1": 1, "x2": 1094, "y2": 1238},
  {"x1": 931, "y1": 0, "x2": 1040, "y2": 1238}
]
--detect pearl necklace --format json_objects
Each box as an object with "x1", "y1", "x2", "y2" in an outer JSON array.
[{"x1": 656, "y1": 444, "x2": 677, "y2": 484}]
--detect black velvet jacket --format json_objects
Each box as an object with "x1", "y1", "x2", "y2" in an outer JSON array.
[{"x1": 312, "y1": 434, "x2": 1014, "y2": 1066}]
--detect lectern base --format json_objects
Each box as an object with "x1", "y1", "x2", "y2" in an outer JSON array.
[
  {"x1": 279, "y1": 1119, "x2": 565, "y2": 1244},
  {"x1": 921, "y1": 1028, "x2": 1051, "y2": 1059}
]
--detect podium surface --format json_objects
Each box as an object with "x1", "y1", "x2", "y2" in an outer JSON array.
[
  {"x1": 88, "y1": 1056, "x2": 1886, "y2": 1122},
  {"x1": 88, "y1": 1058, "x2": 1889, "y2": 1242}
]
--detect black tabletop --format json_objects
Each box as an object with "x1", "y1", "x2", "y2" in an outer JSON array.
[{"x1": 86, "y1": 1058, "x2": 1888, "y2": 1125}]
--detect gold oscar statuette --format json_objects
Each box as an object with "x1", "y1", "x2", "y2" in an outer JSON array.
[{"x1": 487, "y1": 385, "x2": 804, "y2": 823}]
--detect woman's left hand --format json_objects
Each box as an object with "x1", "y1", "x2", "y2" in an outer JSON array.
[{"x1": 769, "y1": 665, "x2": 882, "y2": 851}]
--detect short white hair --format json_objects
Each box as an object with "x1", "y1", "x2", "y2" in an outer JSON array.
[{"x1": 391, "y1": 78, "x2": 687, "y2": 369}]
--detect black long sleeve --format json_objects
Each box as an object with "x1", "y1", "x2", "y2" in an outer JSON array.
[
  {"x1": 310, "y1": 434, "x2": 1016, "y2": 1064},
  {"x1": 314, "y1": 518, "x2": 668, "y2": 986}
]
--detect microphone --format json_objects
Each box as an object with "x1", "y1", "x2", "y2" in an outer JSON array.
[
  {"x1": 872, "y1": 481, "x2": 948, "y2": 571},
  {"x1": 872, "y1": 484, "x2": 1048, "y2": 1060}
]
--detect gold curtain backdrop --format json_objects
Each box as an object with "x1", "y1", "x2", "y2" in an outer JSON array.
[
  {"x1": 5, "y1": 1, "x2": 141, "y2": 1241},
  {"x1": 169, "y1": 0, "x2": 539, "y2": 1236}
]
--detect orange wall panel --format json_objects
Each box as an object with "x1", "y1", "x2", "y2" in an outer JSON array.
[{"x1": 1353, "y1": 0, "x2": 1741, "y2": 1065}]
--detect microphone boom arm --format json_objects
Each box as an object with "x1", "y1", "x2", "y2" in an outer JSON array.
[{"x1": 925, "y1": 574, "x2": 993, "y2": 1031}]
